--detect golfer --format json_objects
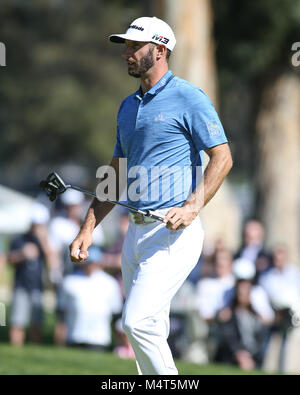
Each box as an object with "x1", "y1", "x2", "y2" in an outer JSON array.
[{"x1": 70, "y1": 16, "x2": 233, "y2": 375}]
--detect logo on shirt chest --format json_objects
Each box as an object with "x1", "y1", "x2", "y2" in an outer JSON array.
[{"x1": 154, "y1": 113, "x2": 166, "y2": 122}]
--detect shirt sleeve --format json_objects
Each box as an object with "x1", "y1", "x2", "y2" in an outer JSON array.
[{"x1": 184, "y1": 90, "x2": 228, "y2": 152}]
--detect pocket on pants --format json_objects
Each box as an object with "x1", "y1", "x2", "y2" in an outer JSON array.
[{"x1": 168, "y1": 216, "x2": 204, "y2": 257}]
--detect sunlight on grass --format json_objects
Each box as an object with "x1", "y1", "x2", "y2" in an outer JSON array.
[{"x1": 0, "y1": 344, "x2": 266, "y2": 375}]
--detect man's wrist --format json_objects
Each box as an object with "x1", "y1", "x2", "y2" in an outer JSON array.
[{"x1": 183, "y1": 200, "x2": 201, "y2": 216}]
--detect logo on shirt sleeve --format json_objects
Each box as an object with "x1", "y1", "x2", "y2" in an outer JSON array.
[{"x1": 206, "y1": 120, "x2": 221, "y2": 137}]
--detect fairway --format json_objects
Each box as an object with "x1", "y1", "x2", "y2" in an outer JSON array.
[{"x1": 0, "y1": 344, "x2": 265, "y2": 375}]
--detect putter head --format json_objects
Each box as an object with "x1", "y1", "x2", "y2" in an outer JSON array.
[{"x1": 40, "y1": 172, "x2": 68, "y2": 202}]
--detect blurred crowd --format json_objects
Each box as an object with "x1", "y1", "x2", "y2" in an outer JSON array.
[
  {"x1": 1, "y1": 194, "x2": 300, "y2": 373},
  {"x1": 171, "y1": 220, "x2": 300, "y2": 373}
]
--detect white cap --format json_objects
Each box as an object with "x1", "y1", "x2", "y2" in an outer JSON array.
[
  {"x1": 31, "y1": 202, "x2": 50, "y2": 225},
  {"x1": 61, "y1": 189, "x2": 84, "y2": 206},
  {"x1": 233, "y1": 258, "x2": 256, "y2": 280},
  {"x1": 109, "y1": 16, "x2": 176, "y2": 51}
]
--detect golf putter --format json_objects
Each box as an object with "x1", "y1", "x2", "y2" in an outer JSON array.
[{"x1": 40, "y1": 172, "x2": 165, "y2": 222}]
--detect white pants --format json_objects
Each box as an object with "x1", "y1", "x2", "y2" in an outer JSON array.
[{"x1": 121, "y1": 213, "x2": 204, "y2": 375}]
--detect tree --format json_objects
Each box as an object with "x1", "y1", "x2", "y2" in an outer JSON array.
[
  {"x1": 0, "y1": 0, "x2": 142, "y2": 190},
  {"x1": 213, "y1": 0, "x2": 300, "y2": 264}
]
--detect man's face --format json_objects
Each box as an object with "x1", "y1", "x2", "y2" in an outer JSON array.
[
  {"x1": 122, "y1": 40, "x2": 156, "y2": 78},
  {"x1": 215, "y1": 250, "x2": 233, "y2": 278},
  {"x1": 272, "y1": 246, "x2": 289, "y2": 270},
  {"x1": 244, "y1": 220, "x2": 265, "y2": 246},
  {"x1": 236, "y1": 281, "x2": 252, "y2": 307}
]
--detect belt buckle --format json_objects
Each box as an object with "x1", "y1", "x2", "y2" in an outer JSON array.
[
  {"x1": 131, "y1": 212, "x2": 145, "y2": 224},
  {"x1": 136, "y1": 214, "x2": 145, "y2": 224}
]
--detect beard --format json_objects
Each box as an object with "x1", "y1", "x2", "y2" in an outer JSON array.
[{"x1": 127, "y1": 47, "x2": 155, "y2": 78}]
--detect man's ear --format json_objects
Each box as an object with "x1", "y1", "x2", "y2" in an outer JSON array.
[{"x1": 156, "y1": 44, "x2": 167, "y2": 61}]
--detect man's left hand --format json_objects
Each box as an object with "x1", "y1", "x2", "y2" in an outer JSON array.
[{"x1": 163, "y1": 206, "x2": 198, "y2": 231}]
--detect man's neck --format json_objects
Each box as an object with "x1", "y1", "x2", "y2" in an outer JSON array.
[{"x1": 140, "y1": 65, "x2": 169, "y2": 94}]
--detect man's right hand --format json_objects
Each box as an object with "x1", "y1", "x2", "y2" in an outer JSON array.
[{"x1": 69, "y1": 231, "x2": 93, "y2": 263}]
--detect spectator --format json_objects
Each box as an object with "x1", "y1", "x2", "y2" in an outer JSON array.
[
  {"x1": 196, "y1": 250, "x2": 274, "y2": 364},
  {"x1": 49, "y1": 190, "x2": 93, "y2": 278},
  {"x1": 186, "y1": 256, "x2": 203, "y2": 286},
  {"x1": 215, "y1": 279, "x2": 270, "y2": 370},
  {"x1": 194, "y1": 248, "x2": 235, "y2": 361},
  {"x1": 8, "y1": 203, "x2": 52, "y2": 346},
  {"x1": 101, "y1": 210, "x2": 129, "y2": 297},
  {"x1": 258, "y1": 245, "x2": 300, "y2": 371},
  {"x1": 200, "y1": 238, "x2": 227, "y2": 279},
  {"x1": 58, "y1": 246, "x2": 123, "y2": 350},
  {"x1": 196, "y1": 249, "x2": 235, "y2": 322},
  {"x1": 259, "y1": 245, "x2": 300, "y2": 310},
  {"x1": 235, "y1": 220, "x2": 272, "y2": 280},
  {"x1": 231, "y1": 257, "x2": 275, "y2": 324},
  {"x1": 49, "y1": 189, "x2": 104, "y2": 344}
]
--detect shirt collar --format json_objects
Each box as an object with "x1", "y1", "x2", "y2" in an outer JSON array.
[{"x1": 135, "y1": 70, "x2": 174, "y2": 100}]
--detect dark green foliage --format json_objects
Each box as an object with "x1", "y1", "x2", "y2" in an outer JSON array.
[
  {"x1": 0, "y1": 0, "x2": 299, "y2": 190},
  {"x1": 213, "y1": 0, "x2": 300, "y2": 81},
  {"x1": 0, "y1": 0, "x2": 141, "y2": 190},
  {"x1": 212, "y1": 0, "x2": 300, "y2": 182}
]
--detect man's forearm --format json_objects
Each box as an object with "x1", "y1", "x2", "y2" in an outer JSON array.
[
  {"x1": 184, "y1": 144, "x2": 233, "y2": 213},
  {"x1": 202, "y1": 150, "x2": 233, "y2": 206},
  {"x1": 80, "y1": 198, "x2": 115, "y2": 234},
  {"x1": 80, "y1": 156, "x2": 122, "y2": 234}
]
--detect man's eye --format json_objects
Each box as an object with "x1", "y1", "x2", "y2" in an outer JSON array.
[{"x1": 125, "y1": 43, "x2": 142, "y2": 51}]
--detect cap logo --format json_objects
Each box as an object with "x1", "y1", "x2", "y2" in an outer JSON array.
[
  {"x1": 152, "y1": 34, "x2": 169, "y2": 45},
  {"x1": 129, "y1": 24, "x2": 144, "y2": 31}
]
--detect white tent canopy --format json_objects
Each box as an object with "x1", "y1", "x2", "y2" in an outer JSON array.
[{"x1": 0, "y1": 185, "x2": 36, "y2": 234}]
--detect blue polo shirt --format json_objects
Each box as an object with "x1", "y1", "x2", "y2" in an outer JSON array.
[{"x1": 113, "y1": 70, "x2": 228, "y2": 211}]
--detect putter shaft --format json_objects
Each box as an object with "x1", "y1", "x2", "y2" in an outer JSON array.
[
  {"x1": 40, "y1": 172, "x2": 165, "y2": 222},
  {"x1": 69, "y1": 185, "x2": 165, "y2": 222}
]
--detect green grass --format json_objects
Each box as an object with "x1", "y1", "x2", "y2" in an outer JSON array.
[
  {"x1": 0, "y1": 287, "x2": 268, "y2": 375},
  {"x1": 0, "y1": 344, "x2": 266, "y2": 375}
]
